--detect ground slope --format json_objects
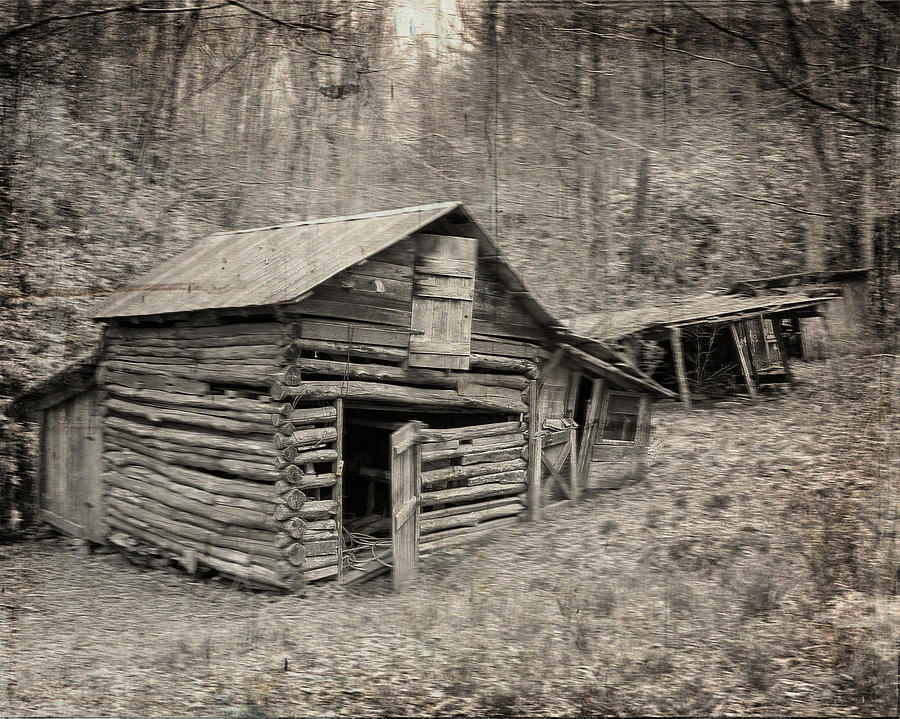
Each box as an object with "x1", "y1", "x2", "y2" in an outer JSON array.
[{"x1": 0, "y1": 356, "x2": 897, "y2": 717}]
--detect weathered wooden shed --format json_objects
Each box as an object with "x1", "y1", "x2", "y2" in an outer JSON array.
[
  {"x1": 729, "y1": 268, "x2": 871, "y2": 360},
  {"x1": 565, "y1": 290, "x2": 841, "y2": 408},
  {"x1": 9, "y1": 202, "x2": 671, "y2": 591}
]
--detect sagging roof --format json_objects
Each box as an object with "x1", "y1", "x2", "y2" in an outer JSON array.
[
  {"x1": 729, "y1": 267, "x2": 870, "y2": 294},
  {"x1": 566, "y1": 290, "x2": 839, "y2": 342}
]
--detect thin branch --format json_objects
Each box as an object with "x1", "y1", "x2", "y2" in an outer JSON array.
[
  {"x1": 677, "y1": 0, "x2": 900, "y2": 134},
  {"x1": 725, "y1": 190, "x2": 832, "y2": 217},
  {"x1": 552, "y1": 25, "x2": 768, "y2": 74},
  {"x1": 1, "y1": 0, "x2": 332, "y2": 42},
  {"x1": 133, "y1": 2, "x2": 227, "y2": 13},
  {"x1": 224, "y1": 0, "x2": 332, "y2": 34}
]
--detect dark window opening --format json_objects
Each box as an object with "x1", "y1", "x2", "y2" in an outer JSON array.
[{"x1": 600, "y1": 393, "x2": 641, "y2": 442}]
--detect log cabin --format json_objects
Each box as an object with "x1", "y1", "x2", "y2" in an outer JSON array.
[{"x1": 9, "y1": 201, "x2": 673, "y2": 591}]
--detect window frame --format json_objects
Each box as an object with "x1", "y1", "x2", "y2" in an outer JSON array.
[{"x1": 596, "y1": 390, "x2": 648, "y2": 446}]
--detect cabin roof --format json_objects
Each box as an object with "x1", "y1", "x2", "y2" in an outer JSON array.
[
  {"x1": 565, "y1": 290, "x2": 840, "y2": 342},
  {"x1": 92, "y1": 202, "x2": 516, "y2": 320}
]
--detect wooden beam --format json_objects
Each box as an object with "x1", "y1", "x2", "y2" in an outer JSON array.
[
  {"x1": 729, "y1": 321, "x2": 758, "y2": 402},
  {"x1": 575, "y1": 378, "x2": 604, "y2": 490},
  {"x1": 669, "y1": 327, "x2": 692, "y2": 409},
  {"x1": 757, "y1": 314, "x2": 770, "y2": 366},
  {"x1": 568, "y1": 427, "x2": 579, "y2": 502},
  {"x1": 768, "y1": 317, "x2": 794, "y2": 384},
  {"x1": 537, "y1": 346, "x2": 565, "y2": 392},
  {"x1": 390, "y1": 421, "x2": 423, "y2": 593},
  {"x1": 334, "y1": 398, "x2": 344, "y2": 583},
  {"x1": 527, "y1": 380, "x2": 542, "y2": 522}
]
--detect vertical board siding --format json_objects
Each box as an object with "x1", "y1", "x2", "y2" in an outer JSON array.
[
  {"x1": 409, "y1": 234, "x2": 477, "y2": 369},
  {"x1": 40, "y1": 389, "x2": 105, "y2": 541}
]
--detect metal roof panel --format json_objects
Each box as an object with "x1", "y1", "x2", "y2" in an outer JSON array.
[{"x1": 91, "y1": 202, "x2": 461, "y2": 318}]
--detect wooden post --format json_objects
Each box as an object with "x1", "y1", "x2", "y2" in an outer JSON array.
[
  {"x1": 729, "y1": 321, "x2": 758, "y2": 401},
  {"x1": 740, "y1": 321, "x2": 759, "y2": 383},
  {"x1": 575, "y1": 378, "x2": 604, "y2": 489},
  {"x1": 669, "y1": 327, "x2": 692, "y2": 409},
  {"x1": 334, "y1": 398, "x2": 344, "y2": 582},
  {"x1": 36, "y1": 411, "x2": 47, "y2": 525},
  {"x1": 526, "y1": 379, "x2": 542, "y2": 521},
  {"x1": 390, "y1": 420, "x2": 423, "y2": 593},
  {"x1": 567, "y1": 426, "x2": 579, "y2": 501},
  {"x1": 757, "y1": 314, "x2": 770, "y2": 366},
  {"x1": 767, "y1": 316, "x2": 794, "y2": 385}
]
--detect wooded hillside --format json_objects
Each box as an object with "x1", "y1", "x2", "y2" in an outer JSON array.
[{"x1": 1, "y1": 0, "x2": 897, "y2": 530}]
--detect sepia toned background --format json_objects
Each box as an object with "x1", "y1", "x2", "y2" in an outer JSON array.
[{"x1": 0, "y1": 1, "x2": 897, "y2": 716}]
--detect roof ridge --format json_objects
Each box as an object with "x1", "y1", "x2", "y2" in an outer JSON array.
[{"x1": 208, "y1": 201, "x2": 462, "y2": 237}]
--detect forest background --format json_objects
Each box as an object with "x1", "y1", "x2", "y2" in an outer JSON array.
[{"x1": 0, "y1": 0, "x2": 897, "y2": 530}]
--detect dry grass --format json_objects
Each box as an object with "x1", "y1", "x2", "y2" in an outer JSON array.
[{"x1": 0, "y1": 356, "x2": 897, "y2": 717}]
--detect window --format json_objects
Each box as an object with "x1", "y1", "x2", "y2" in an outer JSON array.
[{"x1": 600, "y1": 392, "x2": 642, "y2": 442}]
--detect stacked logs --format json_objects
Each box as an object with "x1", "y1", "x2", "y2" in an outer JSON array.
[
  {"x1": 268, "y1": 327, "x2": 534, "y2": 415},
  {"x1": 100, "y1": 321, "x2": 309, "y2": 589},
  {"x1": 418, "y1": 421, "x2": 529, "y2": 550},
  {"x1": 269, "y1": 399, "x2": 342, "y2": 584}
]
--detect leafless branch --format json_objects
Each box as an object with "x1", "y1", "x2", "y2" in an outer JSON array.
[
  {"x1": 552, "y1": 26, "x2": 768, "y2": 74},
  {"x1": 1, "y1": 0, "x2": 332, "y2": 42},
  {"x1": 725, "y1": 190, "x2": 832, "y2": 217},
  {"x1": 677, "y1": 0, "x2": 900, "y2": 134}
]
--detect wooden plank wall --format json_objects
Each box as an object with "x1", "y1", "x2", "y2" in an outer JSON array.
[{"x1": 40, "y1": 389, "x2": 105, "y2": 542}]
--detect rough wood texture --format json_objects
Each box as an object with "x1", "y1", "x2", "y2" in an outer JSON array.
[
  {"x1": 272, "y1": 425, "x2": 338, "y2": 450},
  {"x1": 106, "y1": 513, "x2": 289, "y2": 590},
  {"x1": 334, "y1": 397, "x2": 344, "y2": 582},
  {"x1": 527, "y1": 380, "x2": 542, "y2": 522},
  {"x1": 281, "y1": 467, "x2": 338, "y2": 489},
  {"x1": 575, "y1": 378, "x2": 605, "y2": 488},
  {"x1": 419, "y1": 482, "x2": 527, "y2": 507},
  {"x1": 669, "y1": 326, "x2": 692, "y2": 409},
  {"x1": 107, "y1": 496, "x2": 282, "y2": 560},
  {"x1": 105, "y1": 415, "x2": 270, "y2": 456},
  {"x1": 391, "y1": 421, "x2": 423, "y2": 592},
  {"x1": 409, "y1": 234, "x2": 477, "y2": 370},
  {"x1": 270, "y1": 380, "x2": 527, "y2": 413},
  {"x1": 103, "y1": 360, "x2": 271, "y2": 388},
  {"x1": 420, "y1": 436, "x2": 525, "y2": 463},
  {"x1": 104, "y1": 384, "x2": 269, "y2": 417},
  {"x1": 419, "y1": 515, "x2": 522, "y2": 552},
  {"x1": 768, "y1": 317, "x2": 794, "y2": 384},
  {"x1": 105, "y1": 429, "x2": 277, "y2": 483},
  {"x1": 421, "y1": 458, "x2": 526, "y2": 487},
  {"x1": 270, "y1": 405, "x2": 337, "y2": 426},
  {"x1": 105, "y1": 447, "x2": 273, "y2": 501},
  {"x1": 40, "y1": 388, "x2": 106, "y2": 543},
  {"x1": 105, "y1": 398, "x2": 269, "y2": 435},
  {"x1": 729, "y1": 321, "x2": 758, "y2": 401},
  {"x1": 280, "y1": 357, "x2": 527, "y2": 390},
  {"x1": 419, "y1": 421, "x2": 525, "y2": 444},
  {"x1": 419, "y1": 499, "x2": 525, "y2": 534}
]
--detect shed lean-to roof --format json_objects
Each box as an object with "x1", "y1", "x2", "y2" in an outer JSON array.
[
  {"x1": 5, "y1": 347, "x2": 102, "y2": 420},
  {"x1": 566, "y1": 291, "x2": 839, "y2": 342},
  {"x1": 728, "y1": 267, "x2": 870, "y2": 294}
]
